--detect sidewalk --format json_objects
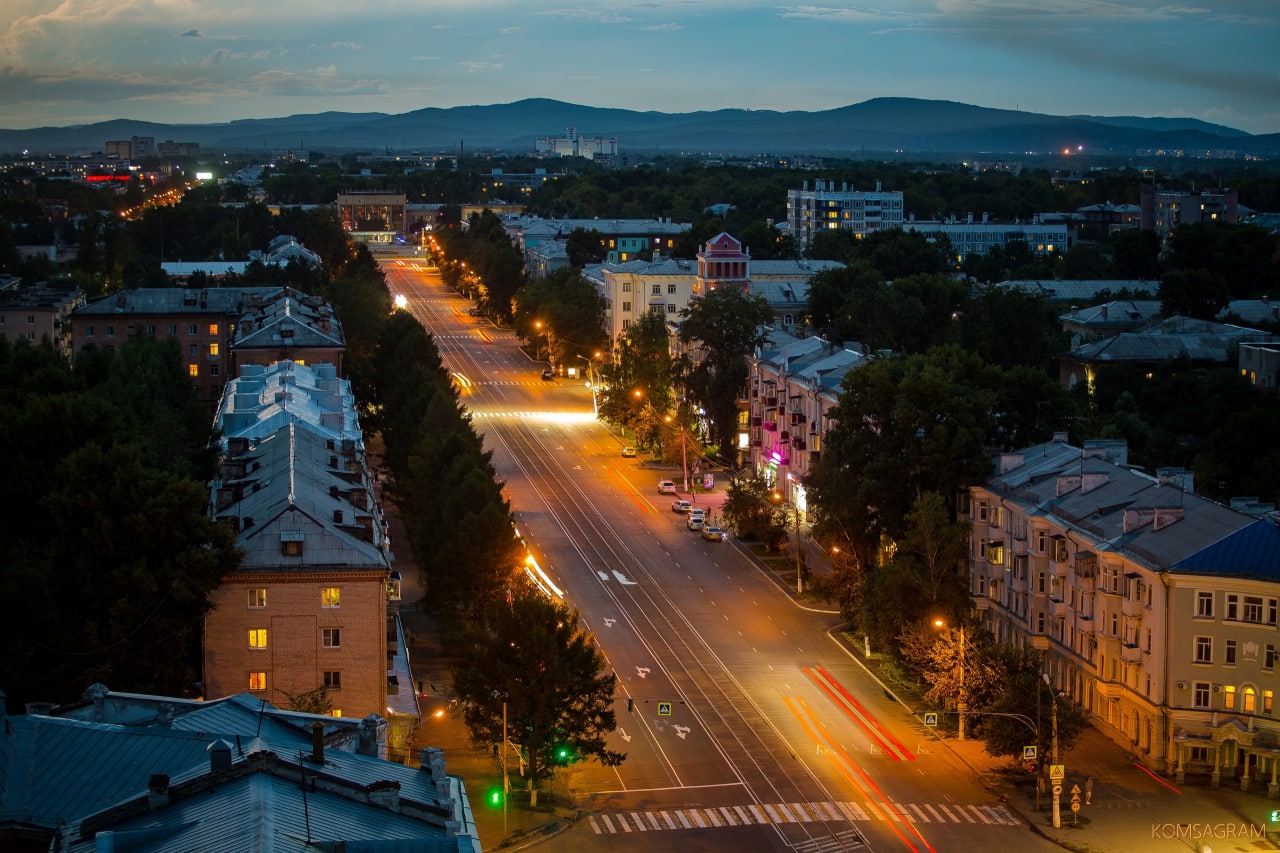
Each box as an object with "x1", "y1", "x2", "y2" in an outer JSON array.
[{"x1": 837, "y1": 632, "x2": 1280, "y2": 852}]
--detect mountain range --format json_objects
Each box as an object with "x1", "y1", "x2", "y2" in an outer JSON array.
[{"x1": 3, "y1": 98, "x2": 1277, "y2": 158}]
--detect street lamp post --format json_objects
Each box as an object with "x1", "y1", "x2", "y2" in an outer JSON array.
[
  {"x1": 787, "y1": 474, "x2": 803, "y2": 595},
  {"x1": 1043, "y1": 672, "x2": 1061, "y2": 828}
]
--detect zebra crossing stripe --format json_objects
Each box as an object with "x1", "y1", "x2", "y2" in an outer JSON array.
[
  {"x1": 763, "y1": 804, "x2": 784, "y2": 823},
  {"x1": 658, "y1": 812, "x2": 675, "y2": 830},
  {"x1": 837, "y1": 801, "x2": 867, "y2": 821},
  {"x1": 909, "y1": 803, "x2": 928, "y2": 822},
  {"x1": 675, "y1": 811, "x2": 692, "y2": 829},
  {"x1": 924, "y1": 804, "x2": 945, "y2": 822},
  {"x1": 938, "y1": 804, "x2": 959, "y2": 822},
  {"x1": 721, "y1": 806, "x2": 739, "y2": 825},
  {"x1": 590, "y1": 801, "x2": 1022, "y2": 834},
  {"x1": 960, "y1": 805, "x2": 978, "y2": 823},
  {"x1": 971, "y1": 805, "x2": 993, "y2": 824},
  {"x1": 690, "y1": 809, "x2": 708, "y2": 828},
  {"x1": 590, "y1": 816, "x2": 602, "y2": 834},
  {"x1": 748, "y1": 804, "x2": 767, "y2": 824},
  {"x1": 631, "y1": 811, "x2": 648, "y2": 831},
  {"x1": 706, "y1": 809, "x2": 722, "y2": 827},
  {"x1": 789, "y1": 802, "x2": 812, "y2": 822}
]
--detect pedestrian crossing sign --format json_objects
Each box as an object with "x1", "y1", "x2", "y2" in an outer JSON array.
[
  {"x1": 657, "y1": 701, "x2": 672, "y2": 716},
  {"x1": 923, "y1": 712, "x2": 938, "y2": 727},
  {"x1": 1022, "y1": 745, "x2": 1037, "y2": 761}
]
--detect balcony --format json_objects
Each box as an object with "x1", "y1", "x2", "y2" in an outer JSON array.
[
  {"x1": 1121, "y1": 643, "x2": 1143, "y2": 663},
  {"x1": 750, "y1": 416, "x2": 762, "y2": 427},
  {"x1": 1048, "y1": 598, "x2": 1071, "y2": 618},
  {"x1": 789, "y1": 411, "x2": 807, "y2": 424},
  {"x1": 792, "y1": 437, "x2": 806, "y2": 450},
  {"x1": 763, "y1": 421, "x2": 778, "y2": 432},
  {"x1": 763, "y1": 396, "x2": 779, "y2": 408},
  {"x1": 779, "y1": 430, "x2": 791, "y2": 444}
]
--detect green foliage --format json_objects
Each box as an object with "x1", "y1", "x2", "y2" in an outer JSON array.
[
  {"x1": 1109, "y1": 228, "x2": 1162, "y2": 280},
  {"x1": 512, "y1": 268, "x2": 608, "y2": 365},
  {"x1": 720, "y1": 471, "x2": 787, "y2": 548},
  {"x1": 977, "y1": 646, "x2": 1088, "y2": 762},
  {"x1": 0, "y1": 336, "x2": 238, "y2": 708},
  {"x1": 452, "y1": 586, "x2": 624, "y2": 802},
  {"x1": 599, "y1": 312, "x2": 674, "y2": 430},
  {"x1": 564, "y1": 227, "x2": 608, "y2": 267}
]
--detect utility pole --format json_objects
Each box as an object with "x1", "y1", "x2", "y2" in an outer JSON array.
[
  {"x1": 958, "y1": 624, "x2": 967, "y2": 741},
  {"x1": 502, "y1": 701, "x2": 509, "y2": 836}
]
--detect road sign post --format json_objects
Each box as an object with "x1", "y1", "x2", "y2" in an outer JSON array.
[
  {"x1": 924, "y1": 713, "x2": 938, "y2": 727},
  {"x1": 657, "y1": 701, "x2": 672, "y2": 716}
]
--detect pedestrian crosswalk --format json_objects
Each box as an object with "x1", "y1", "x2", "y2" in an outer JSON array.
[{"x1": 587, "y1": 800, "x2": 1018, "y2": 835}]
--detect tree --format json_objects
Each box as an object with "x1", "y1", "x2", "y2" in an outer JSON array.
[
  {"x1": 565, "y1": 227, "x2": 607, "y2": 267},
  {"x1": 720, "y1": 470, "x2": 787, "y2": 548},
  {"x1": 1158, "y1": 268, "x2": 1229, "y2": 320},
  {"x1": 1109, "y1": 228, "x2": 1161, "y2": 280},
  {"x1": 452, "y1": 586, "x2": 624, "y2": 806},
  {"x1": 677, "y1": 287, "x2": 773, "y2": 453},
  {"x1": 977, "y1": 646, "x2": 1088, "y2": 763},
  {"x1": 512, "y1": 268, "x2": 608, "y2": 366},
  {"x1": 599, "y1": 312, "x2": 673, "y2": 429}
]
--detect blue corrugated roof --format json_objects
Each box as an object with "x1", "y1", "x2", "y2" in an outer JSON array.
[{"x1": 1172, "y1": 519, "x2": 1280, "y2": 580}]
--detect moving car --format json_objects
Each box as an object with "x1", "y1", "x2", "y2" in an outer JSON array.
[
  {"x1": 621, "y1": 447, "x2": 637, "y2": 458},
  {"x1": 671, "y1": 499, "x2": 692, "y2": 514},
  {"x1": 657, "y1": 480, "x2": 677, "y2": 494},
  {"x1": 701, "y1": 525, "x2": 724, "y2": 541},
  {"x1": 467, "y1": 307, "x2": 483, "y2": 316},
  {"x1": 686, "y1": 514, "x2": 705, "y2": 531},
  {"x1": 540, "y1": 368, "x2": 555, "y2": 380}
]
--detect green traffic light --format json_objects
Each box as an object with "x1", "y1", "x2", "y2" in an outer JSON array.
[
  {"x1": 1270, "y1": 809, "x2": 1280, "y2": 823},
  {"x1": 489, "y1": 789, "x2": 502, "y2": 807}
]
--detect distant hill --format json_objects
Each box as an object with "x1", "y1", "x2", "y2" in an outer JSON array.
[{"x1": 3, "y1": 97, "x2": 1277, "y2": 158}]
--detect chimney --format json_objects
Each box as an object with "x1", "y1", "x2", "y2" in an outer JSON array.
[
  {"x1": 157, "y1": 704, "x2": 174, "y2": 727},
  {"x1": 310, "y1": 721, "x2": 325, "y2": 764},
  {"x1": 358, "y1": 714, "x2": 382, "y2": 757},
  {"x1": 148, "y1": 774, "x2": 170, "y2": 810},
  {"x1": 209, "y1": 739, "x2": 232, "y2": 771},
  {"x1": 368, "y1": 779, "x2": 401, "y2": 810}
]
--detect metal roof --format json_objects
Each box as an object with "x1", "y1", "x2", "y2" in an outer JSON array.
[{"x1": 1172, "y1": 519, "x2": 1280, "y2": 581}]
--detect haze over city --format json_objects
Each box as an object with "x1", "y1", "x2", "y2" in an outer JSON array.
[{"x1": 2, "y1": 0, "x2": 1277, "y2": 135}]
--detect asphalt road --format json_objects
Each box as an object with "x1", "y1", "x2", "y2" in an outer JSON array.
[{"x1": 382, "y1": 255, "x2": 1065, "y2": 853}]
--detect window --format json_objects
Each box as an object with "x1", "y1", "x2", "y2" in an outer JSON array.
[
  {"x1": 210, "y1": 364, "x2": 219, "y2": 376},
  {"x1": 248, "y1": 628, "x2": 267, "y2": 649},
  {"x1": 667, "y1": 303, "x2": 676, "y2": 313},
  {"x1": 188, "y1": 364, "x2": 199, "y2": 377},
  {"x1": 208, "y1": 342, "x2": 220, "y2": 356},
  {"x1": 1034, "y1": 531, "x2": 1048, "y2": 552},
  {"x1": 1266, "y1": 690, "x2": 1274, "y2": 715},
  {"x1": 247, "y1": 589, "x2": 266, "y2": 608},
  {"x1": 652, "y1": 284, "x2": 660, "y2": 295},
  {"x1": 622, "y1": 282, "x2": 631, "y2": 292},
  {"x1": 188, "y1": 324, "x2": 197, "y2": 335},
  {"x1": 667, "y1": 283, "x2": 676, "y2": 294},
  {"x1": 1271, "y1": 599, "x2": 1278, "y2": 626},
  {"x1": 189, "y1": 344, "x2": 198, "y2": 357},
  {"x1": 322, "y1": 628, "x2": 341, "y2": 648},
  {"x1": 1196, "y1": 591, "x2": 1213, "y2": 618},
  {"x1": 1194, "y1": 636, "x2": 1212, "y2": 664},
  {"x1": 146, "y1": 325, "x2": 156, "y2": 336},
  {"x1": 168, "y1": 325, "x2": 177, "y2": 335},
  {"x1": 622, "y1": 301, "x2": 631, "y2": 313},
  {"x1": 1190, "y1": 746, "x2": 1209, "y2": 762},
  {"x1": 1267, "y1": 644, "x2": 1277, "y2": 670},
  {"x1": 1226, "y1": 639, "x2": 1237, "y2": 665},
  {"x1": 105, "y1": 324, "x2": 115, "y2": 338},
  {"x1": 1244, "y1": 687, "x2": 1257, "y2": 713},
  {"x1": 323, "y1": 671, "x2": 342, "y2": 689},
  {"x1": 1193, "y1": 681, "x2": 1211, "y2": 709},
  {"x1": 85, "y1": 325, "x2": 94, "y2": 337},
  {"x1": 1227, "y1": 594, "x2": 1239, "y2": 620},
  {"x1": 1223, "y1": 685, "x2": 1236, "y2": 710},
  {"x1": 1244, "y1": 596, "x2": 1264, "y2": 624},
  {"x1": 249, "y1": 672, "x2": 267, "y2": 691},
  {"x1": 208, "y1": 323, "x2": 219, "y2": 335},
  {"x1": 282, "y1": 540, "x2": 302, "y2": 556},
  {"x1": 322, "y1": 587, "x2": 341, "y2": 608}
]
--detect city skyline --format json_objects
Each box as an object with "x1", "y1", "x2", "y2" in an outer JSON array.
[{"x1": 1, "y1": 1, "x2": 1277, "y2": 136}]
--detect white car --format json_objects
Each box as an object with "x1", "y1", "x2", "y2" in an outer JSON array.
[
  {"x1": 657, "y1": 480, "x2": 677, "y2": 494},
  {"x1": 671, "y1": 499, "x2": 692, "y2": 514},
  {"x1": 621, "y1": 447, "x2": 637, "y2": 458},
  {"x1": 686, "y1": 515, "x2": 706, "y2": 531}
]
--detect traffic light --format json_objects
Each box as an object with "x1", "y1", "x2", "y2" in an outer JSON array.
[
  {"x1": 556, "y1": 745, "x2": 571, "y2": 764},
  {"x1": 487, "y1": 788, "x2": 503, "y2": 807},
  {"x1": 1026, "y1": 762, "x2": 1037, "y2": 774},
  {"x1": 627, "y1": 698, "x2": 634, "y2": 713},
  {"x1": 1269, "y1": 808, "x2": 1280, "y2": 823}
]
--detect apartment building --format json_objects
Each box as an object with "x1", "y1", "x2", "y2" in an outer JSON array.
[
  {"x1": 0, "y1": 278, "x2": 84, "y2": 357},
  {"x1": 507, "y1": 215, "x2": 689, "y2": 273},
  {"x1": 900, "y1": 213, "x2": 1071, "y2": 264},
  {"x1": 204, "y1": 360, "x2": 394, "y2": 721},
  {"x1": 743, "y1": 330, "x2": 868, "y2": 495},
  {"x1": 1140, "y1": 184, "x2": 1239, "y2": 242},
  {"x1": 233, "y1": 286, "x2": 346, "y2": 376},
  {"x1": 787, "y1": 180, "x2": 905, "y2": 252},
  {"x1": 969, "y1": 436, "x2": 1280, "y2": 786}
]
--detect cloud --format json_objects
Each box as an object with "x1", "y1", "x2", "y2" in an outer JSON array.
[
  {"x1": 499, "y1": 26, "x2": 521, "y2": 34},
  {"x1": 316, "y1": 40, "x2": 362, "y2": 50},
  {"x1": 413, "y1": 55, "x2": 441, "y2": 61},
  {"x1": 535, "y1": 8, "x2": 635, "y2": 24},
  {"x1": 642, "y1": 22, "x2": 684, "y2": 31},
  {"x1": 458, "y1": 60, "x2": 505, "y2": 72},
  {"x1": 202, "y1": 48, "x2": 244, "y2": 66},
  {"x1": 178, "y1": 28, "x2": 202, "y2": 38}
]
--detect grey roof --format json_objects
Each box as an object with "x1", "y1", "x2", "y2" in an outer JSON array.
[
  {"x1": 989, "y1": 439, "x2": 1261, "y2": 573},
  {"x1": 1219, "y1": 299, "x2": 1280, "y2": 326},
  {"x1": 750, "y1": 259, "x2": 843, "y2": 278},
  {"x1": 75, "y1": 286, "x2": 285, "y2": 316},
  {"x1": 3, "y1": 689, "x2": 480, "y2": 853},
  {"x1": 217, "y1": 360, "x2": 362, "y2": 448},
  {"x1": 996, "y1": 279, "x2": 1158, "y2": 302},
  {"x1": 235, "y1": 288, "x2": 345, "y2": 349},
  {"x1": 1059, "y1": 300, "x2": 1162, "y2": 327},
  {"x1": 1060, "y1": 315, "x2": 1277, "y2": 364},
  {"x1": 215, "y1": 424, "x2": 390, "y2": 572}
]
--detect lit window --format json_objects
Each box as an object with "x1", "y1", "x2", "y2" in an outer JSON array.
[
  {"x1": 249, "y1": 672, "x2": 267, "y2": 691},
  {"x1": 1244, "y1": 687, "x2": 1256, "y2": 714},
  {"x1": 323, "y1": 628, "x2": 341, "y2": 648},
  {"x1": 1223, "y1": 685, "x2": 1236, "y2": 710},
  {"x1": 209, "y1": 342, "x2": 220, "y2": 356},
  {"x1": 248, "y1": 589, "x2": 266, "y2": 608},
  {"x1": 1265, "y1": 691, "x2": 1274, "y2": 715},
  {"x1": 248, "y1": 628, "x2": 267, "y2": 649},
  {"x1": 188, "y1": 364, "x2": 199, "y2": 377},
  {"x1": 330, "y1": 709, "x2": 343, "y2": 718},
  {"x1": 208, "y1": 323, "x2": 219, "y2": 335},
  {"x1": 322, "y1": 587, "x2": 341, "y2": 608},
  {"x1": 324, "y1": 671, "x2": 342, "y2": 689}
]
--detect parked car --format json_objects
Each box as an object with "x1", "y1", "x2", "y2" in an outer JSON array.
[
  {"x1": 467, "y1": 307, "x2": 483, "y2": 316},
  {"x1": 657, "y1": 480, "x2": 677, "y2": 494},
  {"x1": 671, "y1": 499, "x2": 692, "y2": 514},
  {"x1": 702, "y1": 526, "x2": 724, "y2": 541},
  {"x1": 686, "y1": 515, "x2": 706, "y2": 531},
  {"x1": 621, "y1": 447, "x2": 637, "y2": 458},
  {"x1": 540, "y1": 368, "x2": 555, "y2": 380}
]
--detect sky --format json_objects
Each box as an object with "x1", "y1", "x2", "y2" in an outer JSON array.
[{"x1": 1, "y1": 1, "x2": 1277, "y2": 135}]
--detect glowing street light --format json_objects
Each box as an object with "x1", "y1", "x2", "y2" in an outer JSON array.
[{"x1": 933, "y1": 618, "x2": 967, "y2": 741}]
